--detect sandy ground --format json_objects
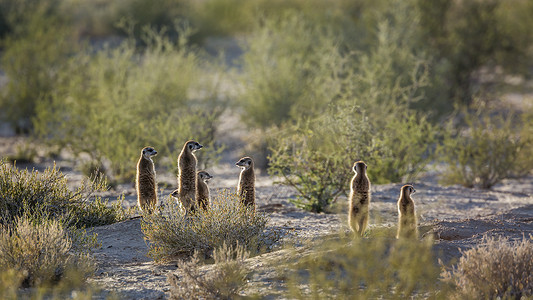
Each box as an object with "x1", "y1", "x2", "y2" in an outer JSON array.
[
  {"x1": 86, "y1": 168, "x2": 532, "y2": 299},
  {"x1": 1, "y1": 136, "x2": 532, "y2": 299}
]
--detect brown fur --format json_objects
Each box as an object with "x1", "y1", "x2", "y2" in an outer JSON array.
[
  {"x1": 196, "y1": 170, "x2": 212, "y2": 210},
  {"x1": 177, "y1": 140, "x2": 202, "y2": 213},
  {"x1": 236, "y1": 157, "x2": 255, "y2": 209},
  {"x1": 348, "y1": 161, "x2": 371, "y2": 237},
  {"x1": 136, "y1": 147, "x2": 158, "y2": 213},
  {"x1": 396, "y1": 184, "x2": 418, "y2": 239}
]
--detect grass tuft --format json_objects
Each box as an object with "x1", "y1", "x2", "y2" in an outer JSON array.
[
  {"x1": 0, "y1": 215, "x2": 95, "y2": 288},
  {"x1": 442, "y1": 235, "x2": 533, "y2": 299},
  {"x1": 168, "y1": 242, "x2": 250, "y2": 299},
  {"x1": 142, "y1": 189, "x2": 275, "y2": 262}
]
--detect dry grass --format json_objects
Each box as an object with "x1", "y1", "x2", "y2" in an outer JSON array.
[
  {"x1": 168, "y1": 242, "x2": 250, "y2": 299},
  {"x1": 0, "y1": 216, "x2": 95, "y2": 288},
  {"x1": 284, "y1": 235, "x2": 445, "y2": 299},
  {"x1": 442, "y1": 235, "x2": 533, "y2": 299},
  {"x1": 0, "y1": 160, "x2": 129, "y2": 228},
  {"x1": 142, "y1": 189, "x2": 277, "y2": 262}
]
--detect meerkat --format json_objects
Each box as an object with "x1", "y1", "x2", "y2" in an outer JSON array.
[
  {"x1": 136, "y1": 146, "x2": 158, "y2": 213},
  {"x1": 177, "y1": 140, "x2": 203, "y2": 213},
  {"x1": 396, "y1": 184, "x2": 418, "y2": 239},
  {"x1": 348, "y1": 161, "x2": 371, "y2": 237},
  {"x1": 236, "y1": 157, "x2": 255, "y2": 209},
  {"x1": 196, "y1": 170, "x2": 213, "y2": 210}
]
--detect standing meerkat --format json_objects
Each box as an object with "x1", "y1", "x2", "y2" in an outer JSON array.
[
  {"x1": 177, "y1": 140, "x2": 203, "y2": 213},
  {"x1": 196, "y1": 170, "x2": 213, "y2": 210},
  {"x1": 236, "y1": 157, "x2": 255, "y2": 209},
  {"x1": 136, "y1": 146, "x2": 158, "y2": 213},
  {"x1": 396, "y1": 184, "x2": 418, "y2": 239},
  {"x1": 348, "y1": 161, "x2": 371, "y2": 237}
]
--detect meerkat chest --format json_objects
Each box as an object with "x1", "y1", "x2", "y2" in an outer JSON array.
[{"x1": 399, "y1": 202, "x2": 415, "y2": 215}]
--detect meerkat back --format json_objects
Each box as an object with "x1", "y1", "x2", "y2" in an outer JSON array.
[
  {"x1": 136, "y1": 146, "x2": 158, "y2": 213},
  {"x1": 396, "y1": 184, "x2": 418, "y2": 239},
  {"x1": 348, "y1": 161, "x2": 371, "y2": 237}
]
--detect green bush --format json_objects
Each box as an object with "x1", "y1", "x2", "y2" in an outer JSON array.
[
  {"x1": 267, "y1": 12, "x2": 435, "y2": 212},
  {"x1": 269, "y1": 105, "x2": 436, "y2": 212},
  {"x1": 442, "y1": 235, "x2": 533, "y2": 299},
  {"x1": 0, "y1": 215, "x2": 95, "y2": 288},
  {"x1": 0, "y1": 12, "x2": 75, "y2": 132},
  {"x1": 438, "y1": 103, "x2": 533, "y2": 189},
  {"x1": 417, "y1": 0, "x2": 533, "y2": 105},
  {"x1": 33, "y1": 25, "x2": 225, "y2": 180},
  {"x1": 237, "y1": 12, "x2": 349, "y2": 129},
  {"x1": 141, "y1": 190, "x2": 274, "y2": 262},
  {"x1": 0, "y1": 160, "x2": 128, "y2": 228},
  {"x1": 285, "y1": 235, "x2": 445, "y2": 299}
]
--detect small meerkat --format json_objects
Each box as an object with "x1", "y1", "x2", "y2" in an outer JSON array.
[
  {"x1": 177, "y1": 140, "x2": 203, "y2": 213},
  {"x1": 348, "y1": 161, "x2": 371, "y2": 237},
  {"x1": 196, "y1": 170, "x2": 213, "y2": 210},
  {"x1": 236, "y1": 157, "x2": 255, "y2": 209},
  {"x1": 396, "y1": 184, "x2": 418, "y2": 239},
  {"x1": 136, "y1": 146, "x2": 158, "y2": 213}
]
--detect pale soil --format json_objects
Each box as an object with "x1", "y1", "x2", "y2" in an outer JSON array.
[
  {"x1": 1, "y1": 136, "x2": 532, "y2": 299},
  {"x1": 87, "y1": 167, "x2": 532, "y2": 299}
]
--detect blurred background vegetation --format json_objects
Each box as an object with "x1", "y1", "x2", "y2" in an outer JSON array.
[{"x1": 1, "y1": 0, "x2": 533, "y2": 207}]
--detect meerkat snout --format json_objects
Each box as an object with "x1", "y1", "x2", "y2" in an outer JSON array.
[
  {"x1": 236, "y1": 157, "x2": 252, "y2": 169},
  {"x1": 142, "y1": 147, "x2": 158, "y2": 159},
  {"x1": 199, "y1": 171, "x2": 213, "y2": 181},
  {"x1": 188, "y1": 141, "x2": 203, "y2": 151}
]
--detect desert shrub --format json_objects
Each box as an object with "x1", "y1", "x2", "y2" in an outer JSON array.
[
  {"x1": 0, "y1": 215, "x2": 95, "y2": 288},
  {"x1": 0, "y1": 160, "x2": 128, "y2": 228},
  {"x1": 141, "y1": 190, "x2": 273, "y2": 262},
  {"x1": 0, "y1": 0, "x2": 76, "y2": 133},
  {"x1": 417, "y1": 0, "x2": 533, "y2": 105},
  {"x1": 268, "y1": 16, "x2": 436, "y2": 212},
  {"x1": 285, "y1": 235, "x2": 445, "y2": 299},
  {"x1": 168, "y1": 242, "x2": 250, "y2": 299},
  {"x1": 33, "y1": 24, "x2": 225, "y2": 180},
  {"x1": 237, "y1": 12, "x2": 350, "y2": 129},
  {"x1": 438, "y1": 103, "x2": 533, "y2": 189},
  {"x1": 442, "y1": 235, "x2": 533, "y2": 299}
]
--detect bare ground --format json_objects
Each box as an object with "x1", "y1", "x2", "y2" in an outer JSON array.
[{"x1": 87, "y1": 168, "x2": 532, "y2": 299}]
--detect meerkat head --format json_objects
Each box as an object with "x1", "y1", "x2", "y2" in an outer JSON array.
[
  {"x1": 185, "y1": 140, "x2": 203, "y2": 152},
  {"x1": 236, "y1": 157, "x2": 253, "y2": 170},
  {"x1": 170, "y1": 189, "x2": 179, "y2": 198},
  {"x1": 198, "y1": 170, "x2": 213, "y2": 182},
  {"x1": 401, "y1": 184, "x2": 416, "y2": 197},
  {"x1": 353, "y1": 161, "x2": 367, "y2": 174},
  {"x1": 142, "y1": 147, "x2": 158, "y2": 160}
]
